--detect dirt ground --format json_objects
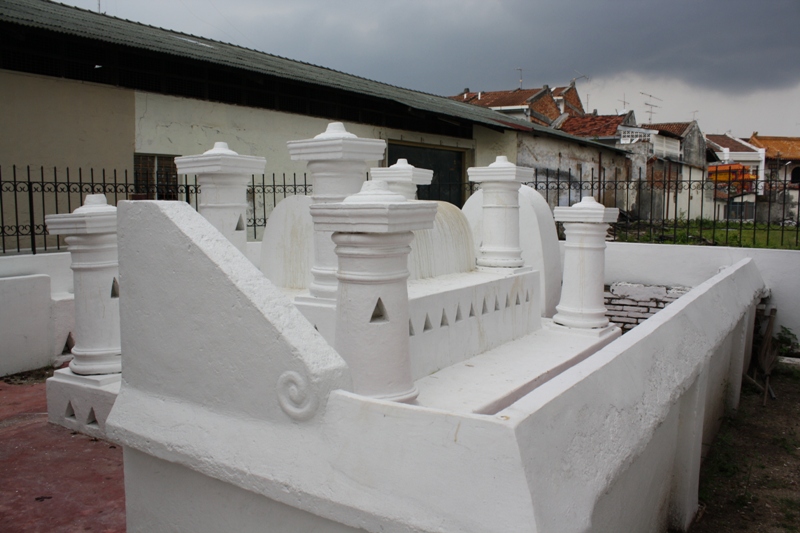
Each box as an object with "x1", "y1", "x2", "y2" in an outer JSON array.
[{"x1": 688, "y1": 362, "x2": 800, "y2": 533}]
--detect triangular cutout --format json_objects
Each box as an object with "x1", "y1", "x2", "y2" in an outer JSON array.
[
  {"x1": 235, "y1": 214, "x2": 245, "y2": 232},
  {"x1": 505, "y1": 294, "x2": 511, "y2": 308},
  {"x1": 370, "y1": 298, "x2": 388, "y2": 323},
  {"x1": 423, "y1": 314, "x2": 433, "y2": 332},
  {"x1": 440, "y1": 309, "x2": 449, "y2": 327},
  {"x1": 494, "y1": 296, "x2": 500, "y2": 311},
  {"x1": 455, "y1": 305, "x2": 463, "y2": 322},
  {"x1": 65, "y1": 401, "x2": 76, "y2": 419},
  {"x1": 409, "y1": 320, "x2": 415, "y2": 336},
  {"x1": 469, "y1": 303, "x2": 476, "y2": 318},
  {"x1": 110, "y1": 277, "x2": 120, "y2": 299},
  {"x1": 482, "y1": 298, "x2": 489, "y2": 315},
  {"x1": 62, "y1": 332, "x2": 75, "y2": 354},
  {"x1": 516, "y1": 292, "x2": 522, "y2": 306},
  {"x1": 86, "y1": 408, "x2": 98, "y2": 426}
]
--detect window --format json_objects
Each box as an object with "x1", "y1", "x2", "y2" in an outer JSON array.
[
  {"x1": 792, "y1": 166, "x2": 800, "y2": 184},
  {"x1": 133, "y1": 154, "x2": 179, "y2": 200}
]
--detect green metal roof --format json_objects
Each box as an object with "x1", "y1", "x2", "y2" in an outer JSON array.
[{"x1": 1, "y1": 0, "x2": 625, "y2": 152}]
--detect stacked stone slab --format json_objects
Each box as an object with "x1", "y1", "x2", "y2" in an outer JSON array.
[{"x1": 604, "y1": 282, "x2": 691, "y2": 331}]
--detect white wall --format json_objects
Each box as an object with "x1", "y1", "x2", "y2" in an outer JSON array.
[
  {"x1": 0, "y1": 252, "x2": 74, "y2": 374},
  {"x1": 602, "y1": 242, "x2": 799, "y2": 334}
]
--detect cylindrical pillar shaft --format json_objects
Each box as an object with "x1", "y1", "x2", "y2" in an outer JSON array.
[
  {"x1": 477, "y1": 180, "x2": 523, "y2": 268},
  {"x1": 552, "y1": 196, "x2": 619, "y2": 329},
  {"x1": 333, "y1": 231, "x2": 417, "y2": 401},
  {"x1": 46, "y1": 194, "x2": 121, "y2": 375},
  {"x1": 552, "y1": 222, "x2": 610, "y2": 328}
]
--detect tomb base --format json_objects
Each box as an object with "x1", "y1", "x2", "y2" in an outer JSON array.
[{"x1": 46, "y1": 367, "x2": 120, "y2": 440}]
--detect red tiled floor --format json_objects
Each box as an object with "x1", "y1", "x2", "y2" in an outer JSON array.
[{"x1": 0, "y1": 381, "x2": 126, "y2": 532}]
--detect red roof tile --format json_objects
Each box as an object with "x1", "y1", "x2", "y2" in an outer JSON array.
[
  {"x1": 448, "y1": 88, "x2": 545, "y2": 108},
  {"x1": 642, "y1": 122, "x2": 692, "y2": 137},
  {"x1": 706, "y1": 134, "x2": 756, "y2": 152},
  {"x1": 559, "y1": 114, "x2": 626, "y2": 137},
  {"x1": 748, "y1": 135, "x2": 800, "y2": 160}
]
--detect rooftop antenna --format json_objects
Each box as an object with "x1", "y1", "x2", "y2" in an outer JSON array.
[
  {"x1": 516, "y1": 68, "x2": 523, "y2": 89},
  {"x1": 640, "y1": 91, "x2": 663, "y2": 124},
  {"x1": 97, "y1": 0, "x2": 101, "y2": 12},
  {"x1": 617, "y1": 93, "x2": 629, "y2": 110},
  {"x1": 572, "y1": 70, "x2": 590, "y2": 84}
]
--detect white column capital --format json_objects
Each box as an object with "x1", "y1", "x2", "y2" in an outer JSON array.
[
  {"x1": 286, "y1": 122, "x2": 386, "y2": 164},
  {"x1": 175, "y1": 142, "x2": 265, "y2": 254},
  {"x1": 553, "y1": 196, "x2": 619, "y2": 224},
  {"x1": 467, "y1": 155, "x2": 533, "y2": 184},
  {"x1": 370, "y1": 159, "x2": 433, "y2": 200}
]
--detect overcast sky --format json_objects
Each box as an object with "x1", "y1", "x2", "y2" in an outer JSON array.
[{"x1": 59, "y1": 0, "x2": 800, "y2": 137}]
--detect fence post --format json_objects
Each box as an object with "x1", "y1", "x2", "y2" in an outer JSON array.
[{"x1": 27, "y1": 166, "x2": 36, "y2": 255}]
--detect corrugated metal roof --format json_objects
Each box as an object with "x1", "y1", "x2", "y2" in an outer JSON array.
[
  {"x1": 2, "y1": 0, "x2": 625, "y2": 152},
  {"x1": 1, "y1": 0, "x2": 533, "y2": 132}
]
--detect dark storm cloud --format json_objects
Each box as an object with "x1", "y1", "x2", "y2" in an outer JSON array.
[
  {"x1": 72, "y1": 0, "x2": 800, "y2": 96},
  {"x1": 227, "y1": 0, "x2": 800, "y2": 96}
]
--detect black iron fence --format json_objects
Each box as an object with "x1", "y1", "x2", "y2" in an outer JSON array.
[
  {"x1": 2, "y1": 163, "x2": 799, "y2": 255},
  {"x1": 0, "y1": 166, "x2": 309, "y2": 254}
]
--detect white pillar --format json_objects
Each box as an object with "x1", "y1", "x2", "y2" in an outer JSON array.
[
  {"x1": 46, "y1": 195, "x2": 121, "y2": 375},
  {"x1": 288, "y1": 123, "x2": 386, "y2": 302},
  {"x1": 311, "y1": 181, "x2": 437, "y2": 402},
  {"x1": 174, "y1": 142, "x2": 266, "y2": 254},
  {"x1": 467, "y1": 156, "x2": 532, "y2": 269},
  {"x1": 552, "y1": 196, "x2": 619, "y2": 329},
  {"x1": 369, "y1": 158, "x2": 433, "y2": 200}
]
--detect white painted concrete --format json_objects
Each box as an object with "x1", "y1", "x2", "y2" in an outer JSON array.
[
  {"x1": 108, "y1": 195, "x2": 764, "y2": 533},
  {"x1": 0, "y1": 274, "x2": 52, "y2": 376},
  {"x1": 506, "y1": 258, "x2": 763, "y2": 532},
  {"x1": 463, "y1": 185, "x2": 562, "y2": 317},
  {"x1": 312, "y1": 180, "x2": 437, "y2": 401},
  {"x1": 46, "y1": 194, "x2": 121, "y2": 375},
  {"x1": 553, "y1": 197, "x2": 618, "y2": 329},
  {"x1": 0, "y1": 252, "x2": 74, "y2": 369},
  {"x1": 174, "y1": 141, "x2": 266, "y2": 255},
  {"x1": 468, "y1": 156, "x2": 531, "y2": 269},
  {"x1": 46, "y1": 369, "x2": 121, "y2": 440}
]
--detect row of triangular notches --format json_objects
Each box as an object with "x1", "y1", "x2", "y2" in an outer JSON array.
[
  {"x1": 408, "y1": 289, "x2": 533, "y2": 337},
  {"x1": 64, "y1": 401, "x2": 99, "y2": 427}
]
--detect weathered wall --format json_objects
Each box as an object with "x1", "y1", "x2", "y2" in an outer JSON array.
[
  {"x1": 517, "y1": 133, "x2": 629, "y2": 208},
  {"x1": 0, "y1": 70, "x2": 134, "y2": 173},
  {"x1": 134, "y1": 91, "x2": 478, "y2": 170},
  {"x1": 472, "y1": 125, "x2": 517, "y2": 167}
]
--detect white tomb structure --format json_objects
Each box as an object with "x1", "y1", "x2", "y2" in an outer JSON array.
[
  {"x1": 105, "y1": 124, "x2": 766, "y2": 532},
  {"x1": 45, "y1": 194, "x2": 122, "y2": 438}
]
